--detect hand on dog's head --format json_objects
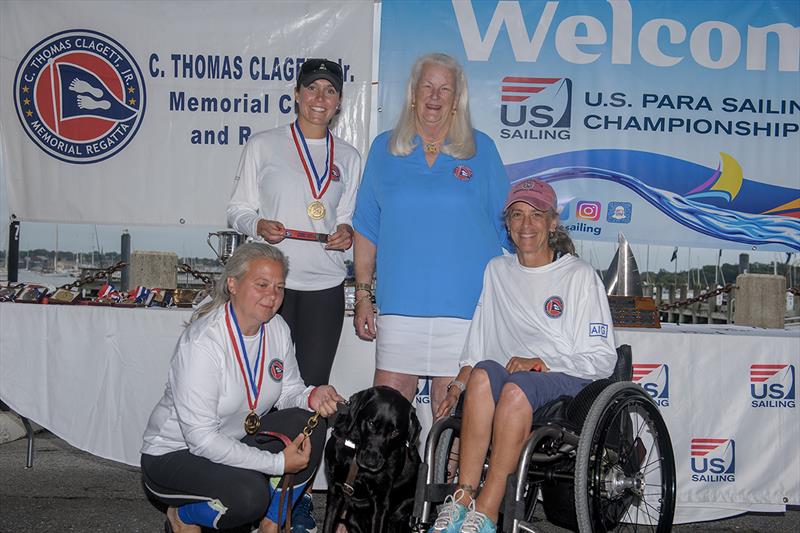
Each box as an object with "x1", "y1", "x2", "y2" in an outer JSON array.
[{"x1": 332, "y1": 386, "x2": 421, "y2": 472}]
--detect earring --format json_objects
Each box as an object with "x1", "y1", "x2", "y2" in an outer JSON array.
[{"x1": 411, "y1": 102, "x2": 416, "y2": 110}]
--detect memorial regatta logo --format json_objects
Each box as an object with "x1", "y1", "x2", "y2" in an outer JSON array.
[
  {"x1": 750, "y1": 364, "x2": 795, "y2": 408},
  {"x1": 690, "y1": 438, "x2": 735, "y2": 483},
  {"x1": 14, "y1": 29, "x2": 145, "y2": 164}
]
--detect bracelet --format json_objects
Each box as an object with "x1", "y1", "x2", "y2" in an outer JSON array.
[
  {"x1": 354, "y1": 287, "x2": 373, "y2": 295},
  {"x1": 447, "y1": 380, "x2": 466, "y2": 394},
  {"x1": 355, "y1": 282, "x2": 372, "y2": 292},
  {"x1": 354, "y1": 295, "x2": 373, "y2": 305}
]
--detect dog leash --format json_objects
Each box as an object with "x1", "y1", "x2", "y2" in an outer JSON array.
[
  {"x1": 258, "y1": 411, "x2": 322, "y2": 533},
  {"x1": 336, "y1": 437, "x2": 361, "y2": 523}
]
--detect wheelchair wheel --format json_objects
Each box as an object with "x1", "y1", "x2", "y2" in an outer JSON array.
[
  {"x1": 574, "y1": 382, "x2": 675, "y2": 532},
  {"x1": 433, "y1": 427, "x2": 459, "y2": 484}
]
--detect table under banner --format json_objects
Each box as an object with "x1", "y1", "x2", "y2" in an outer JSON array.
[{"x1": 1, "y1": 302, "x2": 797, "y2": 523}]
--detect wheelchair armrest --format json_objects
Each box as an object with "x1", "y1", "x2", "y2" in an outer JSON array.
[{"x1": 611, "y1": 344, "x2": 633, "y2": 382}]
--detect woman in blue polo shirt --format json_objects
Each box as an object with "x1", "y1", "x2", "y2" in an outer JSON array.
[{"x1": 352, "y1": 52, "x2": 509, "y2": 420}]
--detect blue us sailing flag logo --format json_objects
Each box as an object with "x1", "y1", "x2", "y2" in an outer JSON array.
[{"x1": 57, "y1": 62, "x2": 138, "y2": 122}]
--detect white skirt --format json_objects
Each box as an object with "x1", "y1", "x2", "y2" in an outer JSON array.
[{"x1": 375, "y1": 315, "x2": 470, "y2": 377}]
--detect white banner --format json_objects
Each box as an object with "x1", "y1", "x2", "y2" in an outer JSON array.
[{"x1": 0, "y1": 0, "x2": 373, "y2": 226}]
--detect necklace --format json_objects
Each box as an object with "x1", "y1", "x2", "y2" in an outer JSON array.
[
  {"x1": 421, "y1": 135, "x2": 445, "y2": 154},
  {"x1": 224, "y1": 303, "x2": 267, "y2": 435},
  {"x1": 424, "y1": 142, "x2": 440, "y2": 154}
]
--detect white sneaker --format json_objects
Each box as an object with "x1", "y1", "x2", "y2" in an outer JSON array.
[
  {"x1": 460, "y1": 508, "x2": 497, "y2": 533},
  {"x1": 428, "y1": 489, "x2": 472, "y2": 533}
]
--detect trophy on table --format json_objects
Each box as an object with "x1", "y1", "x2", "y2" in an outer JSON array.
[
  {"x1": 207, "y1": 231, "x2": 247, "y2": 264},
  {"x1": 603, "y1": 233, "x2": 660, "y2": 328}
]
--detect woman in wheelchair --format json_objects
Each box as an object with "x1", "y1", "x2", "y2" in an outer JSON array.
[{"x1": 430, "y1": 179, "x2": 617, "y2": 533}]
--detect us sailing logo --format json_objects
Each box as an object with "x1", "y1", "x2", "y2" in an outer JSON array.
[
  {"x1": 415, "y1": 378, "x2": 431, "y2": 405},
  {"x1": 499, "y1": 76, "x2": 571, "y2": 141},
  {"x1": 750, "y1": 364, "x2": 795, "y2": 408},
  {"x1": 632, "y1": 363, "x2": 669, "y2": 407},
  {"x1": 14, "y1": 29, "x2": 146, "y2": 164},
  {"x1": 690, "y1": 438, "x2": 735, "y2": 483}
]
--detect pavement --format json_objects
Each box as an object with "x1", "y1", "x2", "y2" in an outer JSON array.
[{"x1": 1, "y1": 431, "x2": 798, "y2": 533}]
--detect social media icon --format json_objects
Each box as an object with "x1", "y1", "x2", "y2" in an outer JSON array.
[
  {"x1": 576, "y1": 201, "x2": 601, "y2": 221},
  {"x1": 607, "y1": 201, "x2": 632, "y2": 224}
]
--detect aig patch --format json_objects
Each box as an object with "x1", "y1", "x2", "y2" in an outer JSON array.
[
  {"x1": 14, "y1": 29, "x2": 146, "y2": 164},
  {"x1": 589, "y1": 323, "x2": 608, "y2": 338}
]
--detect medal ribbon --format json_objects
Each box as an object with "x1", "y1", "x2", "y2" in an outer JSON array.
[
  {"x1": 225, "y1": 303, "x2": 266, "y2": 411},
  {"x1": 290, "y1": 120, "x2": 335, "y2": 200}
]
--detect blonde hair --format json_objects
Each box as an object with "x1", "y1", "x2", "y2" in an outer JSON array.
[
  {"x1": 388, "y1": 53, "x2": 475, "y2": 160},
  {"x1": 190, "y1": 242, "x2": 289, "y2": 324}
]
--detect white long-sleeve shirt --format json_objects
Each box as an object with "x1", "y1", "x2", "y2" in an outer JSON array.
[
  {"x1": 227, "y1": 124, "x2": 362, "y2": 291},
  {"x1": 461, "y1": 254, "x2": 616, "y2": 380},
  {"x1": 141, "y1": 305, "x2": 312, "y2": 475}
]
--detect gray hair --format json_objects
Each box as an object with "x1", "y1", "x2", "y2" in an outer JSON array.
[
  {"x1": 189, "y1": 242, "x2": 289, "y2": 324},
  {"x1": 504, "y1": 208, "x2": 577, "y2": 259},
  {"x1": 388, "y1": 53, "x2": 476, "y2": 160}
]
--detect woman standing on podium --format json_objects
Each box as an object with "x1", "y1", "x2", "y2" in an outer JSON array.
[
  {"x1": 227, "y1": 59, "x2": 361, "y2": 530},
  {"x1": 227, "y1": 59, "x2": 362, "y2": 387}
]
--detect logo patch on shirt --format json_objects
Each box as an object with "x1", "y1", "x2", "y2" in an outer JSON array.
[
  {"x1": 544, "y1": 296, "x2": 564, "y2": 318},
  {"x1": 589, "y1": 323, "x2": 608, "y2": 338},
  {"x1": 453, "y1": 165, "x2": 472, "y2": 181},
  {"x1": 269, "y1": 359, "x2": 284, "y2": 382},
  {"x1": 330, "y1": 164, "x2": 341, "y2": 182}
]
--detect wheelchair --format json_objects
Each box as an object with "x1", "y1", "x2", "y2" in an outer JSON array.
[{"x1": 411, "y1": 345, "x2": 676, "y2": 532}]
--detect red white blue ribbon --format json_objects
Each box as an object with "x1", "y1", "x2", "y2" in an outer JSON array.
[
  {"x1": 225, "y1": 303, "x2": 266, "y2": 411},
  {"x1": 290, "y1": 120, "x2": 335, "y2": 200}
]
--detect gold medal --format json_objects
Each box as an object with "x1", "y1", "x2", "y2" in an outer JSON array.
[
  {"x1": 244, "y1": 411, "x2": 261, "y2": 435},
  {"x1": 307, "y1": 200, "x2": 326, "y2": 220}
]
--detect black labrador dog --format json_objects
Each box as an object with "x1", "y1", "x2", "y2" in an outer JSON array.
[{"x1": 323, "y1": 386, "x2": 422, "y2": 533}]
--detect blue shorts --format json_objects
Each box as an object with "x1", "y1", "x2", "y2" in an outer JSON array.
[{"x1": 474, "y1": 360, "x2": 591, "y2": 412}]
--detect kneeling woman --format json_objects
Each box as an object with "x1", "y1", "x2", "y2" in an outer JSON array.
[
  {"x1": 430, "y1": 179, "x2": 617, "y2": 533},
  {"x1": 141, "y1": 243, "x2": 343, "y2": 533}
]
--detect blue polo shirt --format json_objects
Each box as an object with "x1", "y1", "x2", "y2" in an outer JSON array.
[{"x1": 353, "y1": 130, "x2": 509, "y2": 319}]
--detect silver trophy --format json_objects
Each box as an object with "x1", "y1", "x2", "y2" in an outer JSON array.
[{"x1": 207, "y1": 231, "x2": 247, "y2": 264}]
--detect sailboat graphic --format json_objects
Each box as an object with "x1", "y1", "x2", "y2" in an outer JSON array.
[{"x1": 685, "y1": 152, "x2": 743, "y2": 203}]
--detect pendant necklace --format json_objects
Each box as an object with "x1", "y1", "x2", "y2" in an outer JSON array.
[
  {"x1": 224, "y1": 303, "x2": 266, "y2": 435},
  {"x1": 291, "y1": 120, "x2": 335, "y2": 221}
]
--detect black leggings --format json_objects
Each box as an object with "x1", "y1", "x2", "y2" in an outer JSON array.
[
  {"x1": 279, "y1": 283, "x2": 344, "y2": 386},
  {"x1": 141, "y1": 408, "x2": 326, "y2": 529}
]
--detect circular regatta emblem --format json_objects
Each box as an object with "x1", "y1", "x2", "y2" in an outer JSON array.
[
  {"x1": 330, "y1": 164, "x2": 341, "y2": 182},
  {"x1": 544, "y1": 296, "x2": 564, "y2": 318},
  {"x1": 521, "y1": 179, "x2": 535, "y2": 189},
  {"x1": 269, "y1": 358, "x2": 284, "y2": 382},
  {"x1": 13, "y1": 29, "x2": 146, "y2": 164},
  {"x1": 453, "y1": 165, "x2": 473, "y2": 181}
]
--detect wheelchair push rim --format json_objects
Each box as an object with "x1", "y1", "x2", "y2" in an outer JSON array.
[{"x1": 575, "y1": 382, "x2": 676, "y2": 533}]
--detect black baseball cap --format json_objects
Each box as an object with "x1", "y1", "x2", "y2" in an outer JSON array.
[{"x1": 297, "y1": 59, "x2": 343, "y2": 94}]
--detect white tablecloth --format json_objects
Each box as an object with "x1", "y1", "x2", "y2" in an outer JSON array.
[{"x1": 1, "y1": 302, "x2": 797, "y2": 523}]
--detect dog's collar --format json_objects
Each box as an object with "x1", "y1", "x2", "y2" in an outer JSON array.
[{"x1": 344, "y1": 436, "x2": 412, "y2": 449}]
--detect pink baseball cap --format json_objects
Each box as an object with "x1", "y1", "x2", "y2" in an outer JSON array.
[{"x1": 505, "y1": 179, "x2": 557, "y2": 212}]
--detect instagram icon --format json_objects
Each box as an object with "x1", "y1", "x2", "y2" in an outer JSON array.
[{"x1": 576, "y1": 201, "x2": 602, "y2": 221}]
